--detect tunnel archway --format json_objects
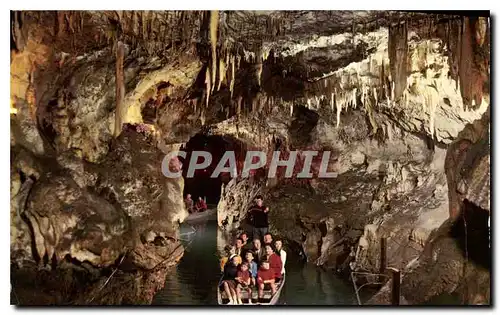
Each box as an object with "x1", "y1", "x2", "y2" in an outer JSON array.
[{"x1": 180, "y1": 133, "x2": 248, "y2": 205}]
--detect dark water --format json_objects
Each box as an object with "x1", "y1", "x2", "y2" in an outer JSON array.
[
  {"x1": 279, "y1": 261, "x2": 357, "y2": 305},
  {"x1": 152, "y1": 218, "x2": 220, "y2": 305},
  {"x1": 153, "y1": 217, "x2": 356, "y2": 306}
]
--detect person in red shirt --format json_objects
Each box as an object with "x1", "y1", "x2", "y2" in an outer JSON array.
[
  {"x1": 264, "y1": 244, "x2": 282, "y2": 281},
  {"x1": 257, "y1": 260, "x2": 276, "y2": 299},
  {"x1": 194, "y1": 196, "x2": 207, "y2": 212},
  {"x1": 235, "y1": 262, "x2": 252, "y2": 304}
]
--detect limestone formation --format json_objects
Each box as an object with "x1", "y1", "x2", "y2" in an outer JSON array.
[{"x1": 10, "y1": 10, "x2": 490, "y2": 306}]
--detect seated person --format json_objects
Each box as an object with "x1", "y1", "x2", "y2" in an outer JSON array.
[
  {"x1": 264, "y1": 244, "x2": 282, "y2": 281},
  {"x1": 274, "y1": 239, "x2": 287, "y2": 276},
  {"x1": 252, "y1": 238, "x2": 265, "y2": 265},
  {"x1": 220, "y1": 254, "x2": 240, "y2": 304},
  {"x1": 220, "y1": 245, "x2": 235, "y2": 272},
  {"x1": 234, "y1": 237, "x2": 245, "y2": 256},
  {"x1": 245, "y1": 251, "x2": 258, "y2": 286},
  {"x1": 195, "y1": 196, "x2": 208, "y2": 212},
  {"x1": 257, "y1": 260, "x2": 276, "y2": 300},
  {"x1": 184, "y1": 194, "x2": 194, "y2": 213},
  {"x1": 263, "y1": 233, "x2": 274, "y2": 248},
  {"x1": 235, "y1": 262, "x2": 252, "y2": 304},
  {"x1": 239, "y1": 232, "x2": 252, "y2": 251}
]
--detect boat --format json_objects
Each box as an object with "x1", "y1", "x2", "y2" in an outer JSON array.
[
  {"x1": 217, "y1": 274, "x2": 285, "y2": 305},
  {"x1": 184, "y1": 208, "x2": 217, "y2": 224}
]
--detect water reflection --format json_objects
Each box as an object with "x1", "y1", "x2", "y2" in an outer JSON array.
[
  {"x1": 280, "y1": 260, "x2": 356, "y2": 305},
  {"x1": 153, "y1": 219, "x2": 219, "y2": 305},
  {"x1": 154, "y1": 219, "x2": 356, "y2": 306}
]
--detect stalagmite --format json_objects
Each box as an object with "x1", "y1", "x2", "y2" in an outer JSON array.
[
  {"x1": 114, "y1": 41, "x2": 125, "y2": 138},
  {"x1": 331, "y1": 93, "x2": 334, "y2": 111}
]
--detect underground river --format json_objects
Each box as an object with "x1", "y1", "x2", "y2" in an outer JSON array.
[{"x1": 152, "y1": 214, "x2": 357, "y2": 305}]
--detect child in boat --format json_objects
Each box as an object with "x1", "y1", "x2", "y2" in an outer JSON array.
[
  {"x1": 239, "y1": 232, "x2": 250, "y2": 249},
  {"x1": 245, "y1": 251, "x2": 258, "y2": 286},
  {"x1": 257, "y1": 260, "x2": 276, "y2": 301},
  {"x1": 221, "y1": 254, "x2": 240, "y2": 304},
  {"x1": 264, "y1": 244, "x2": 283, "y2": 281},
  {"x1": 235, "y1": 262, "x2": 252, "y2": 304},
  {"x1": 274, "y1": 239, "x2": 287, "y2": 277}
]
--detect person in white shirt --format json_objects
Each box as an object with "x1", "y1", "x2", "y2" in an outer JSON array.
[{"x1": 274, "y1": 239, "x2": 287, "y2": 276}]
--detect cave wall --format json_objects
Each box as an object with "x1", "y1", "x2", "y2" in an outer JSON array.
[{"x1": 10, "y1": 10, "x2": 490, "y2": 305}]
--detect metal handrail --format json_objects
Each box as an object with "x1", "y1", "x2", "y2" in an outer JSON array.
[{"x1": 351, "y1": 270, "x2": 390, "y2": 305}]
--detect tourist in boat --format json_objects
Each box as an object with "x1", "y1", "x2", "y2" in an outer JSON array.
[
  {"x1": 274, "y1": 239, "x2": 287, "y2": 276},
  {"x1": 234, "y1": 237, "x2": 244, "y2": 256},
  {"x1": 245, "y1": 251, "x2": 258, "y2": 286},
  {"x1": 235, "y1": 262, "x2": 252, "y2": 305},
  {"x1": 220, "y1": 245, "x2": 242, "y2": 272},
  {"x1": 221, "y1": 254, "x2": 240, "y2": 304},
  {"x1": 264, "y1": 244, "x2": 283, "y2": 281},
  {"x1": 184, "y1": 194, "x2": 194, "y2": 213},
  {"x1": 257, "y1": 260, "x2": 277, "y2": 300},
  {"x1": 239, "y1": 232, "x2": 252, "y2": 250},
  {"x1": 248, "y1": 196, "x2": 270, "y2": 241},
  {"x1": 194, "y1": 196, "x2": 208, "y2": 212},
  {"x1": 263, "y1": 233, "x2": 274, "y2": 249},
  {"x1": 252, "y1": 238, "x2": 265, "y2": 265}
]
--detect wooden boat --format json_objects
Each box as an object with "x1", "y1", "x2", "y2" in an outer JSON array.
[
  {"x1": 217, "y1": 274, "x2": 285, "y2": 305},
  {"x1": 184, "y1": 208, "x2": 216, "y2": 224}
]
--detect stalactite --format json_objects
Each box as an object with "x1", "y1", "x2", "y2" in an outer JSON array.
[
  {"x1": 237, "y1": 96, "x2": 242, "y2": 117},
  {"x1": 336, "y1": 93, "x2": 341, "y2": 128},
  {"x1": 352, "y1": 88, "x2": 357, "y2": 109},
  {"x1": 459, "y1": 16, "x2": 489, "y2": 111},
  {"x1": 57, "y1": 11, "x2": 66, "y2": 38},
  {"x1": 217, "y1": 58, "x2": 226, "y2": 91},
  {"x1": 230, "y1": 55, "x2": 235, "y2": 98},
  {"x1": 200, "y1": 109, "x2": 206, "y2": 126},
  {"x1": 330, "y1": 93, "x2": 334, "y2": 111},
  {"x1": 114, "y1": 41, "x2": 125, "y2": 138},
  {"x1": 210, "y1": 10, "x2": 219, "y2": 94},
  {"x1": 205, "y1": 67, "x2": 211, "y2": 107}
]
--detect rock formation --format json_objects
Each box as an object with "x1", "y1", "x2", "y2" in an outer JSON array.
[{"x1": 10, "y1": 10, "x2": 490, "y2": 305}]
